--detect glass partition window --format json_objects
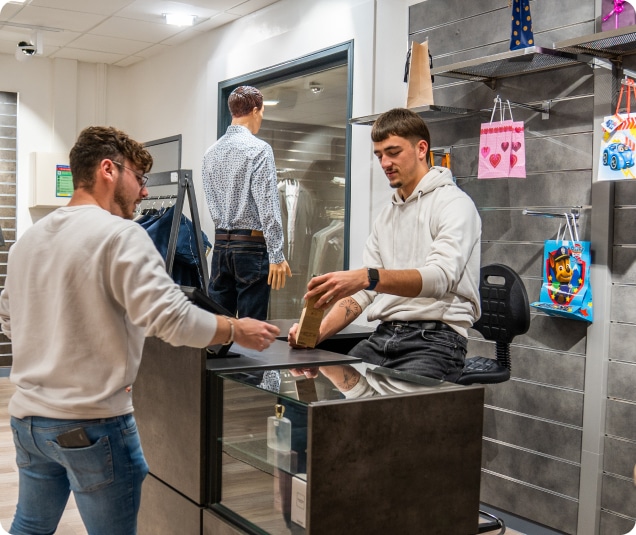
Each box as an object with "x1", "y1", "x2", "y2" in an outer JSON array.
[{"x1": 257, "y1": 65, "x2": 349, "y2": 319}]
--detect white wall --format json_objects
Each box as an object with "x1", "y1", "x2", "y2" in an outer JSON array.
[
  {"x1": 105, "y1": 0, "x2": 411, "y2": 269},
  {"x1": 3, "y1": 0, "x2": 415, "y2": 260}
]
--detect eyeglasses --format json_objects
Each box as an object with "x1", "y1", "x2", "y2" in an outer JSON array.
[{"x1": 113, "y1": 161, "x2": 149, "y2": 188}]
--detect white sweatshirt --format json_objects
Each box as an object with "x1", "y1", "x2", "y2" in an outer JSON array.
[
  {"x1": 351, "y1": 166, "x2": 481, "y2": 337},
  {"x1": 0, "y1": 205, "x2": 218, "y2": 419}
]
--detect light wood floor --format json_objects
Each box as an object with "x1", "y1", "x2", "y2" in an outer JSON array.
[{"x1": 0, "y1": 377, "x2": 88, "y2": 535}]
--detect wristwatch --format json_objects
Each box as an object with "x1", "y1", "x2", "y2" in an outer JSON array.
[{"x1": 366, "y1": 268, "x2": 380, "y2": 291}]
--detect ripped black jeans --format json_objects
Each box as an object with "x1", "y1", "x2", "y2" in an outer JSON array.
[{"x1": 348, "y1": 320, "x2": 467, "y2": 382}]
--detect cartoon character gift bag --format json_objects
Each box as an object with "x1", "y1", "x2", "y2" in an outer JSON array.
[
  {"x1": 530, "y1": 214, "x2": 593, "y2": 323},
  {"x1": 478, "y1": 96, "x2": 512, "y2": 179},
  {"x1": 599, "y1": 77, "x2": 636, "y2": 181}
]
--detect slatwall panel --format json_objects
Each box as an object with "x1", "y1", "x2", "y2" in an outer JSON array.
[
  {"x1": 604, "y1": 175, "x2": 636, "y2": 534},
  {"x1": 0, "y1": 92, "x2": 15, "y2": 368},
  {"x1": 409, "y1": 1, "x2": 596, "y2": 533}
]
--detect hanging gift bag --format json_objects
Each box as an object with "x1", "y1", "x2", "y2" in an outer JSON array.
[
  {"x1": 598, "y1": 77, "x2": 636, "y2": 181},
  {"x1": 506, "y1": 100, "x2": 527, "y2": 178},
  {"x1": 405, "y1": 39, "x2": 434, "y2": 108},
  {"x1": 510, "y1": 0, "x2": 534, "y2": 51},
  {"x1": 478, "y1": 97, "x2": 512, "y2": 179},
  {"x1": 530, "y1": 214, "x2": 593, "y2": 323}
]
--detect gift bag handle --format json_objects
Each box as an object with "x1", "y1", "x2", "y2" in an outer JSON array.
[
  {"x1": 615, "y1": 78, "x2": 636, "y2": 115},
  {"x1": 563, "y1": 212, "x2": 580, "y2": 243},
  {"x1": 490, "y1": 96, "x2": 504, "y2": 124}
]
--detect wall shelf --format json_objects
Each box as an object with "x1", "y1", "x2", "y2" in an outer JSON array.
[
  {"x1": 555, "y1": 25, "x2": 636, "y2": 60},
  {"x1": 429, "y1": 46, "x2": 585, "y2": 85},
  {"x1": 349, "y1": 104, "x2": 481, "y2": 126}
]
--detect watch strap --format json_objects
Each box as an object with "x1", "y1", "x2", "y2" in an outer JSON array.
[{"x1": 366, "y1": 268, "x2": 379, "y2": 291}]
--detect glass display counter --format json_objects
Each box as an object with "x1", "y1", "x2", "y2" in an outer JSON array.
[{"x1": 208, "y1": 363, "x2": 485, "y2": 535}]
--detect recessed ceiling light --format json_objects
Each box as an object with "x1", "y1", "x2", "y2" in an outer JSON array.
[
  {"x1": 164, "y1": 13, "x2": 196, "y2": 27},
  {"x1": 264, "y1": 100, "x2": 279, "y2": 106}
]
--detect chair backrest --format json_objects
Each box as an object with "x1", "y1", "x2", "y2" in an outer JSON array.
[{"x1": 474, "y1": 263, "x2": 530, "y2": 345}]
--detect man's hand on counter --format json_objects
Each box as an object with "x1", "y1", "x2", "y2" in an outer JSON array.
[
  {"x1": 213, "y1": 317, "x2": 279, "y2": 351},
  {"x1": 237, "y1": 318, "x2": 279, "y2": 350}
]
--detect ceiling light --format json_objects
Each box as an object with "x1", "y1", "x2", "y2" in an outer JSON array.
[
  {"x1": 164, "y1": 13, "x2": 196, "y2": 27},
  {"x1": 263, "y1": 100, "x2": 279, "y2": 106}
]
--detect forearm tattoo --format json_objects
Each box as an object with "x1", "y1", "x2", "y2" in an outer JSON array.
[
  {"x1": 339, "y1": 297, "x2": 362, "y2": 321},
  {"x1": 337, "y1": 368, "x2": 360, "y2": 391}
]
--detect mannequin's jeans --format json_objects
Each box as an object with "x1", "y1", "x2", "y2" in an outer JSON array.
[
  {"x1": 9, "y1": 414, "x2": 148, "y2": 535},
  {"x1": 209, "y1": 236, "x2": 271, "y2": 320}
]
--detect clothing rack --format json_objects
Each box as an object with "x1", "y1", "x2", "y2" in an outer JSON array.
[{"x1": 146, "y1": 170, "x2": 210, "y2": 292}]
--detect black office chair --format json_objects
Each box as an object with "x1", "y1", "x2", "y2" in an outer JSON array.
[
  {"x1": 457, "y1": 263, "x2": 530, "y2": 386},
  {"x1": 456, "y1": 264, "x2": 531, "y2": 534}
]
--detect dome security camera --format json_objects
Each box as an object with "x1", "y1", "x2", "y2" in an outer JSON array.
[
  {"x1": 14, "y1": 32, "x2": 42, "y2": 62},
  {"x1": 17, "y1": 41, "x2": 36, "y2": 55}
]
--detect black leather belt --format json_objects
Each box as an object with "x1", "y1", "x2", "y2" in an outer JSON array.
[
  {"x1": 384, "y1": 320, "x2": 454, "y2": 332},
  {"x1": 215, "y1": 230, "x2": 265, "y2": 243}
]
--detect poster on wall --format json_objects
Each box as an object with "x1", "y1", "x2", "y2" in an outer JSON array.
[{"x1": 55, "y1": 164, "x2": 73, "y2": 198}]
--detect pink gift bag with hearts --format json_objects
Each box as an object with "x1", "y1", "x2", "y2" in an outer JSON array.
[
  {"x1": 509, "y1": 119, "x2": 526, "y2": 178},
  {"x1": 478, "y1": 98, "x2": 526, "y2": 179},
  {"x1": 478, "y1": 97, "x2": 512, "y2": 179}
]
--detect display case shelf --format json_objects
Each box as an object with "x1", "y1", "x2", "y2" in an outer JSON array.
[
  {"x1": 429, "y1": 45, "x2": 585, "y2": 83},
  {"x1": 555, "y1": 25, "x2": 636, "y2": 60}
]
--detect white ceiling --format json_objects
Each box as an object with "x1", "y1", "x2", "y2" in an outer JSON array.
[{"x1": 0, "y1": 0, "x2": 280, "y2": 67}]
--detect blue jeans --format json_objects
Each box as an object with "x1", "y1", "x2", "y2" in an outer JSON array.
[
  {"x1": 10, "y1": 414, "x2": 149, "y2": 535},
  {"x1": 349, "y1": 321, "x2": 467, "y2": 382},
  {"x1": 209, "y1": 233, "x2": 270, "y2": 320}
]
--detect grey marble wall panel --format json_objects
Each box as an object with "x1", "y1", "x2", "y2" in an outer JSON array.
[
  {"x1": 614, "y1": 181, "x2": 636, "y2": 206},
  {"x1": 449, "y1": 131, "x2": 594, "y2": 182},
  {"x1": 0, "y1": 126, "x2": 16, "y2": 139},
  {"x1": 480, "y1": 208, "x2": 592, "y2": 243},
  {"x1": 480, "y1": 241, "x2": 543, "y2": 277},
  {"x1": 610, "y1": 284, "x2": 636, "y2": 323},
  {"x1": 605, "y1": 399, "x2": 636, "y2": 441},
  {"x1": 600, "y1": 511, "x2": 636, "y2": 535},
  {"x1": 480, "y1": 471, "x2": 579, "y2": 534},
  {"x1": 523, "y1": 277, "x2": 542, "y2": 302},
  {"x1": 485, "y1": 379, "x2": 584, "y2": 426},
  {"x1": 431, "y1": 65, "x2": 594, "y2": 113},
  {"x1": 527, "y1": 132, "x2": 593, "y2": 175},
  {"x1": 521, "y1": 313, "x2": 588, "y2": 354},
  {"x1": 467, "y1": 337, "x2": 585, "y2": 389},
  {"x1": 461, "y1": 171, "x2": 592, "y2": 209},
  {"x1": 0, "y1": 136, "x2": 16, "y2": 150},
  {"x1": 482, "y1": 440, "x2": 580, "y2": 498},
  {"x1": 608, "y1": 323, "x2": 636, "y2": 363},
  {"x1": 600, "y1": 474, "x2": 636, "y2": 520},
  {"x1": 0, "y1": 161, "x2": 15, "y2": 172},
  {"x1": 604, "y1": 436, "x2": 636, "y2": 479},
  {"x1": 612, "y1": 246, "x2": 636, "y2": 284},
  {"x1": 513, "y1": 346, "x2": 585, "y2": 390},
  {"x1": 408, "y1": 0, "x2": 500, "y2": 35},
  {"x1": 614, "y1": 208, "x2": 636, "y2": 245},
  {"x1": 607, "y1": 361, "x2": 636, "y2": 402},
  {"x1": 412, "y1": 11, "x2": 511, "y2": 62},
  {"x1": 483, "y1": 407, "x2": 582, "y2": 462}
]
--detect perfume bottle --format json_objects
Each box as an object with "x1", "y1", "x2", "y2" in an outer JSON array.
[{"x1": 267, "y1": 404, "x2": 291, "y2": 452}]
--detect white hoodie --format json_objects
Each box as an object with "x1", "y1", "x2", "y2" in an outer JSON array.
[{"x1": 351, "y1": 166, "x2": 481, "y2": 337}]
